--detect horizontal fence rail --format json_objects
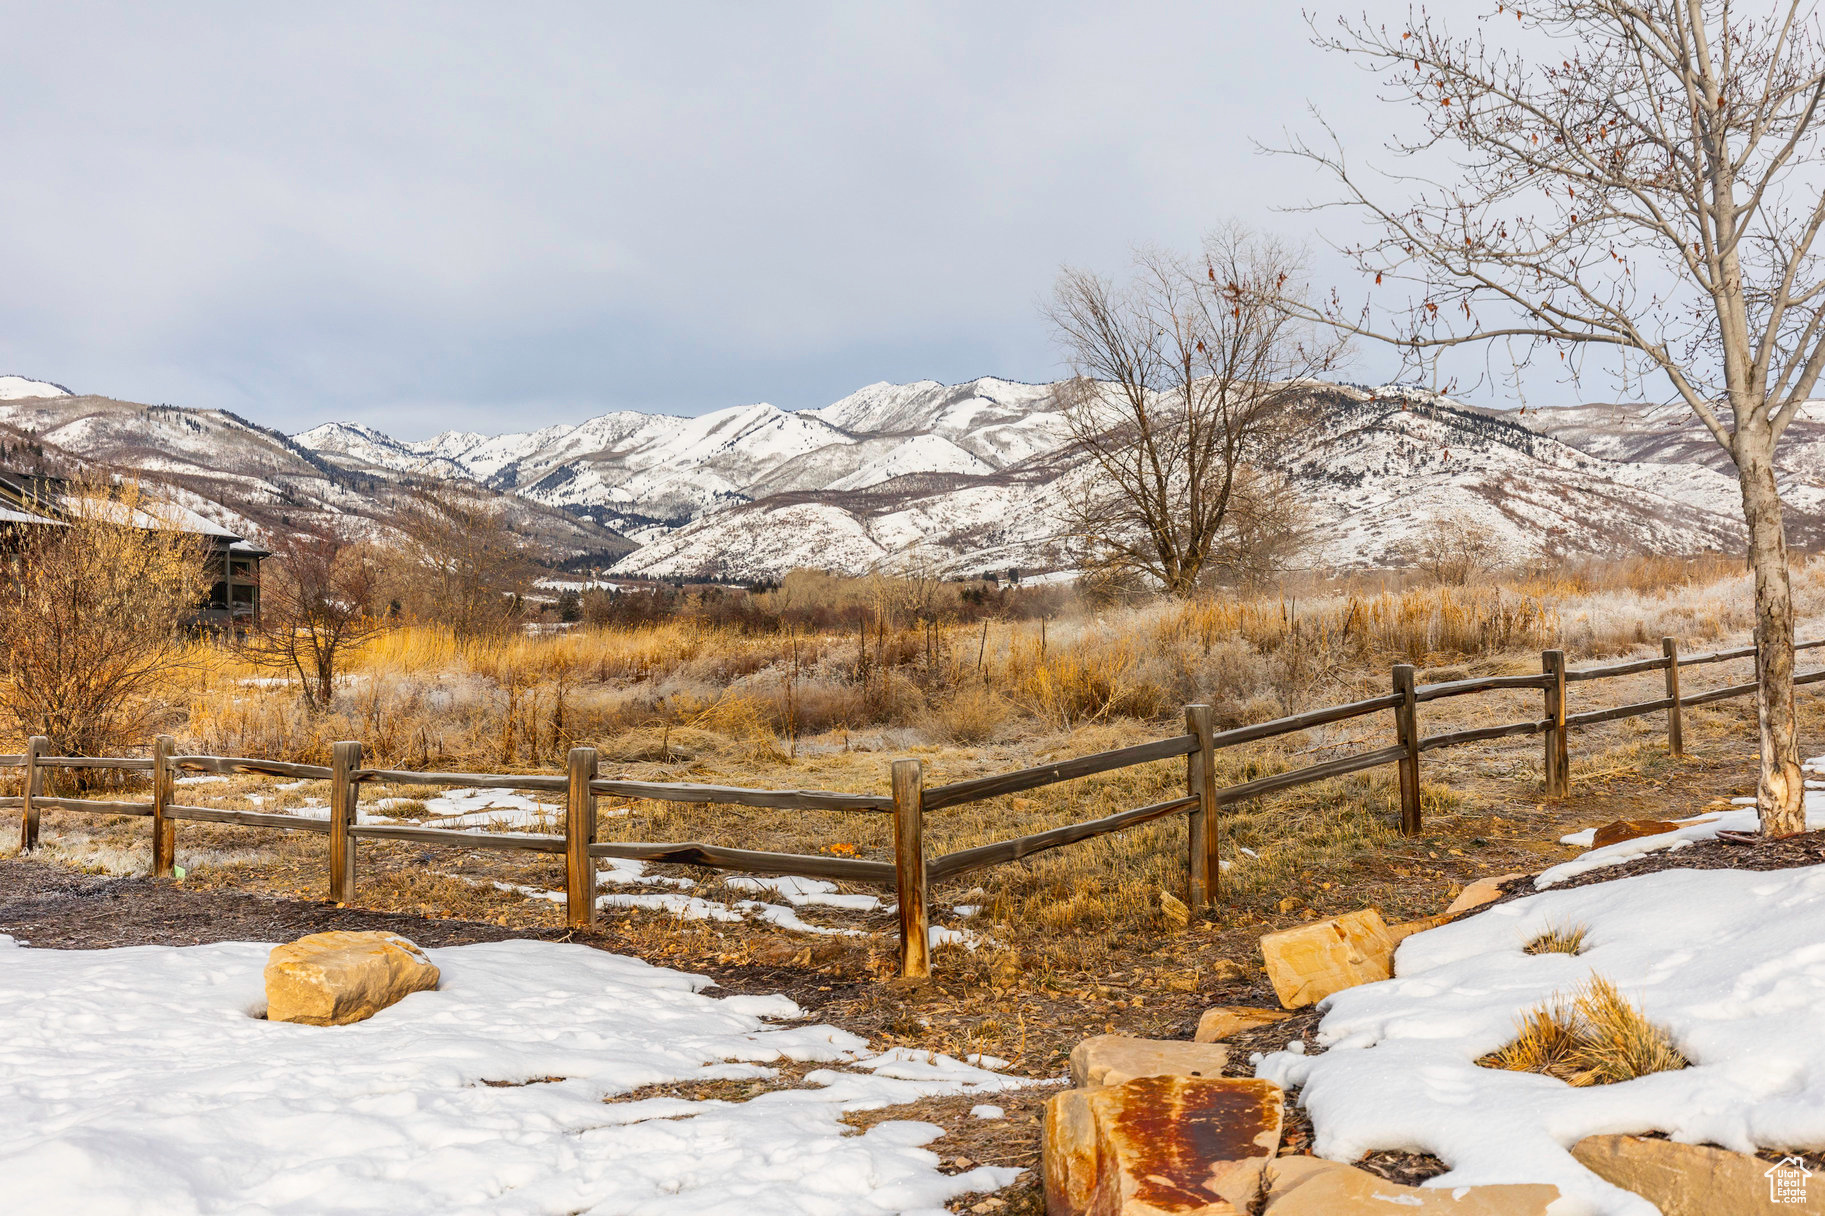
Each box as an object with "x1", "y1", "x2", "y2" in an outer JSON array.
[{"x1": 3, "y1": 632, "x2": 1815, "y2": 978}]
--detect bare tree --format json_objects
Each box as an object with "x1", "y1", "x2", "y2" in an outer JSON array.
[
  {"x1": 1402, "y1": 513, "x2": 1503, "y2": 587},
  {"x1": 1289, "y1": 4, "x2": 1825, "y2": 834},
  {"x1": 0, "y1": 478, "x2": 209, "y2": 759},
  {"x1": 240, "y1": 535, "x2": 384, "y2": 709},
  {"x1": 392, "y1": 482, "x2": 538, "y2": 639},
  {"x1": 1047, "y1": 226, "x2": 1344, "y2": 596}
]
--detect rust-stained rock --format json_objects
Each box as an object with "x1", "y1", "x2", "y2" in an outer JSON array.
[
  {"x1": 1572, "y1": 1134, "x2": 1818, "y2": 1214},
  {"x1": 1086, "y1": 1075, "x2": 1281, "y2": 1215},
  {"x1": 1260, "y1": 909, "x2": 1398, "y2": 1009},
  {"x1": 1043, "y1": 1087, "x2": 1100, "y2": 1216},
  {"x1": 264, "y1": 930, "x2": 439, "y2": 1026},
  {"x1": 1069, "y1": 1034, "x2": 1229, "y2": 1088},
  {"x1": 1194, "y1": 1006, "x2": 1292, "y2": 1044},
  {"x1": 1237, "y1": 1157, "x2": 1559, "y2": 1213},
  {"x1": 1590, "y1": 818, "x2": 1683, "y2": 848},
  {"x1": 1446, "y1": 872, "x2": 1528, "y2": 915}
]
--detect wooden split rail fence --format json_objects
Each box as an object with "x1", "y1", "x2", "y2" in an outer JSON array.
[{"x1": 4, "y1": 637, "x2": 1821, "y2": 978}]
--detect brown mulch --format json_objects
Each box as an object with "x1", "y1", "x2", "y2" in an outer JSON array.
[
  {"x1": 1494, "y1": 826, "x2": 1825, "y2": 898},
  {"x1": 0, "y1": 860, "x2": 530, "y2": 949}
]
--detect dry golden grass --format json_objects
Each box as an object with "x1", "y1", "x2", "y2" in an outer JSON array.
[
  {"x1": 6, "y1": 555, "x2": 1820, "y2": 984},
  {"x1": 1524, "y1": 924, "x2": 1589, "y2": 956},
  {"x1": 1480, "y1": 976, "x2": 1689, "y2": 1086}
]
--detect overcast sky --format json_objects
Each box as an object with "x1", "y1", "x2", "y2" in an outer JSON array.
[{"x1": 0, "y1": 2, "x2": 1541, "y2": 438}]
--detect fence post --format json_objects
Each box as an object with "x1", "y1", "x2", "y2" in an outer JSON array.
[
  {"x1": 1184, "y1": 704, "x2": 1219, "y2": 907},
  {"x1": 151, "y1": 735, "x2": 175, "y2": 877},
  {"x1": 565, "y1": 746, "x2": 599, "y2": 929},
  {"x1": 20, "y1": 735, "x2": 46, "y2": 852},
  {"x1": 329, "y1": 740, "x2": 362, "y2": 903},
  {"x1": 1392, "y1": 667, "x2": 1421, "y2": 836},
  {"x1": 1662, "y1": 637, "x2": 1683, "y2": 757},
  {"x1": 891, "y1": 759, "x2": 929, "y2": 980},
  {"x1": 1542, "y1": 650, "x2": 1569, "y2": 797}
]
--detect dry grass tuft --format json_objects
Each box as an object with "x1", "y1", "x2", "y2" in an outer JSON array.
[
  {"x1": 1480, "y1": 976, "x2": 1688, "y2": 1086},
  {"x1": 1523, "y1": 924, "x2": 1589, "y2": 956}
]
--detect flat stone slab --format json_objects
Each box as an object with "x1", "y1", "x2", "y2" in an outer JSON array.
[
  {"x1": 1573, "y1": 1134, "x2": 1821, "y2": 1214},
  {"x1": 1068, "y1": 1034, "x2": 1230, "y2": 1088},
  {"x1": 1220, "y1": 1157, "x2": 1560, "y2": 1214},
  {"x1": 1194, "y1": 1006, "x2": 1292, "y2": 1044},
  {"x1": 1445, "y1": 872, "x2": 1528, "y2": 915}
]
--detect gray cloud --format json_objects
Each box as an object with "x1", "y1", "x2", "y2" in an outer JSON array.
[{"x1": 0, "y1": 1, "x2": 1446, "y2": 437}]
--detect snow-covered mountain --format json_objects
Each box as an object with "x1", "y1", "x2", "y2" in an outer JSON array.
[
  {"x1": 291, "y1": 376, "x2": 1825, "y2": 581},
  {"x1": 0, "y1": 394, "x2": 630, "y2": 562},
  {"x1": 9, "y1": 372, "x2": 1820, "y2": 582}
]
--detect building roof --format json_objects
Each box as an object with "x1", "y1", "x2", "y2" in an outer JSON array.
[{"x1": 0, "y1": 469, "x2": 258, "y2": 550}]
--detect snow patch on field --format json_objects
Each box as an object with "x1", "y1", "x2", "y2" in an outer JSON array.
[
  {"x1": 375, "y1": 787, "x2": 562, "y2": 831},
  {"x1": 726, "y1": 874, "x2": 882, "y2": 911},
  {"x1": 0, "y1": 936, "x2": 1026, "y2": 1214},
  {"x1": 1256, "y1": 863, "x2": 1825, "y2": 1214}
]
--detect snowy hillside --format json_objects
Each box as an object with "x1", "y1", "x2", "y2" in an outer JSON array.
[
  {"x1": 585, "y1": 382, "x2": 1811, "y2": 581},
  {"x1": 0, "y1": 394, "x2": 630, "y2": 562},
  {"x1": 286, "y1": 376, "x2": 1825, "y2": 580},
  {"x1": 7, "y1": 371, "x2": 1817, "y2": 581},
  {"x1": 0, "y1": 375, "x2": 72, "y2": 401}
]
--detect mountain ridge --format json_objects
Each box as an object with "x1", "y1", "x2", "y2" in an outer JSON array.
[{"x1": 7, "y1": 376, "x2": 1821, "y2": 581}]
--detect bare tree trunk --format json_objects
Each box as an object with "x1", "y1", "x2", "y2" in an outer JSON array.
[{"x1": 1739, "y1": 447, "x2": 1806, "y2": 836}]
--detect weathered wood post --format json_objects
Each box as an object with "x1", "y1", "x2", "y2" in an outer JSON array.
[
  {"x1": 1542, "y1": 650, "x2": 1569, "y2": 797},
  {"x1": 891, "y1": 759, "x2": 929, "y2": 980},
  {"x1": 1662, "y1": 637, "x2": 1684, "y2": 757},
  {"x1": 1392, "y1": 667, "x2": 1421, "y2": 836},
  {"x1": 151, "y1": 735, "x2": 175, "y2": 877},
  {"x1": 1184, "y1": 703, "x2": 1220, "y2": 907},
  {"x1": 20, "y1": 735, "x2": 46, "y2": 852},
  {"x1": 565, "y1": 746, "x2": 599, "y2": 929},
  {"x1": 329, "y1": 740, "x2": 362, "y2": 903}
]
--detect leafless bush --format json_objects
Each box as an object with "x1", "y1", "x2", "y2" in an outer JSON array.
[
  {"x1": 240, "y1": 534, "x2": 386, "y2": 709},
  {"x1": 0, "y1": 478, "x2": 209, "y2": 760}
]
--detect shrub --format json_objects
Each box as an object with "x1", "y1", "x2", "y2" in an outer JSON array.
[
  {"x1": 1480, "y1": 976, "x2": 1687, "y2": 1086},
  {"x1": 0, "y1": 478, "x2": 209, "y2": 763}
]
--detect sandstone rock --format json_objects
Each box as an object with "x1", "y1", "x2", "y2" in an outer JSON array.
[
  {"x1": 265, "y1": 930, "x2": 439, "y2": 1026},
  {"x1": 1590, "y1": 818, "x2": 1682, "y2": 848},
  {"x1": 1388, "y1": 913, "x2": 1452, "y2": 947},
  {"x1": 1207, "y1": 959, "x2": 1247, "y2": 985},
  {"x1": 1045, "y1": 1074, "x2": 1282, "y2": 1215},
  {"x1": 1194, "y1": 1006, "x2": 1292, "y2": 1044},
  {"x1": 1231, "y1": 1157, "x2": 1558, "y2": 1214},
  {"x1": 1209, "y1": 1154, "x2": 1337, "y2": 1210},
  {"x1": 1069, "y1": 1034, "x2": 1230, "y2": 1088},
  {"x1": 1043, "y1": 1087, "x2": 1100, "y2": 1216},
  {"x1": 1445, "y1": 872, "x2": 1528, "y2": 915},
  {"x1": 1260, "y1": 909, "x2": 1398, "y2": 1009},
  {"x1": 1572, "y1": 1134, "x2": 1820, "y2": 1214}
]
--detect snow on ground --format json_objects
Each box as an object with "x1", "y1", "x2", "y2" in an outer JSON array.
[
  {"x1": 600, "y1": 857, "x2": 694, "y2": 889},
  {"x1": 725, "y1": 875, "x2": 882, "y2": 911},
  {"x1": 375, "y1": 787, "x2": 563, "y2": 831},
  {"x1": 1255, "y1": 863, "x2": 1825, "y2": 1215},
  {"x1": 0, "y1": 936, "x2": 1026, "y2": 1215},
  {"x1": 1538, "y1": 753, "x2": 1825, "y2": 888},
  {"x1": 497, "y1": 880, "x2": 874, "y2": 940}
]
